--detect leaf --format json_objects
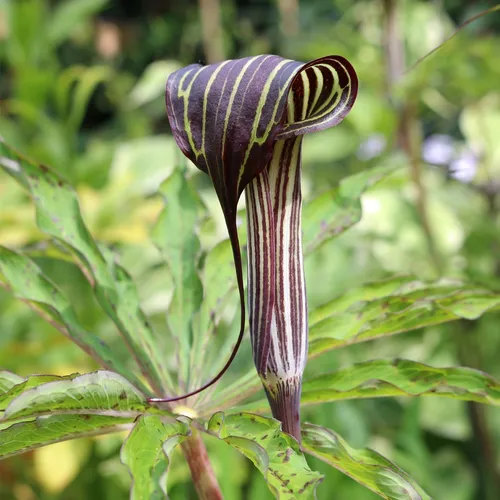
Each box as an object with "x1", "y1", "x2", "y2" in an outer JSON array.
[
  {"x1": 308, "y1": 277, "x2": 500, "y2": 357},
  {"x1": 121, "y1": 415, "x2": 191, "y2": 500},
  {"x1": 0, "y1": 374, "x2": 78, "y2": 411},
  {"x1": 0, "y1": 414, "x2": 132, "y2": 460},
  {"x1": 152, "y1": 169, "x2": 203, "y2": 390},
  {"x1": 206, "y1": 277, "x2": 500, "y2": 414},
  {"x1": 192, "y1": 238, "x2": 243, "y2": 390},
  {"x1": 198, "y1": 369, "x2": 259, "y2": 416},
  {"x1": 237, "y1": 360, "x2": 500, "y2": 413},
  {"x1": 302, "y1": 163, "x2": 400, "y2": 253},
  {"x1": 47, "y1": 0, "x2": 108, "y2": 46},
  {"x1": 302, "y1": 423, "x2": 431, "y2": 499},
  {"x1": 302, "y1": 359, "x2": 500, "y2": 406},
  {"x1": 0, "y1": 372, "x2": 24, "y2": 395},
  {"x1": 109, "y1": 137, "x2": 176, "y2": 196},
  {"x1": 1, "y1": 371, "x2": 160, "y2": 423},
  {"x1": 68, "y1": 66, "x2": 113, "y2": 131},
  {"x1": 129, "y1": 60, "x2": 181, "y2": 107},
  {"x1": 0, "y1": 140, "x2": 172, "y2": 394},
  {"x1": 0, "y1": 246, "x2": 147, "y2": 392},
  {"x1": 406, "y1": 5, "x2": 500, "y2": 73},
  {"x1": 207, "y1": 412, "x2": 322, "y2": 499}
]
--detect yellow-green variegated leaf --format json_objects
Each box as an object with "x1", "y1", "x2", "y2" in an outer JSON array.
[
  {"x1": 308, "y1": 278, "x2": 500, "y2": 357},
  {"x1": 121, "y1": 415, "x2": 191, "y2": 500},
  {"x1": 235, "y1": 359, "x2": 500, "y2": 413},
  {"x1": 0, "y1": 246, "x2": 148, "y2": 393},
  {"x1": 0, "y1": 415, "x2": 132, "y2": 460},
  {"x1": 1, "y1": 371, "x2": 164, "y2": 423},
  {"x1": 302, "y1": 424, "x2": 431, "y2": 499},
  {"x1": 207, "y1": 412, "x2": 322, "y2": 499}
]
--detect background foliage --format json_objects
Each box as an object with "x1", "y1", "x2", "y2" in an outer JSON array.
[{"x1": 1, "y1": 0, "x2": 500, "y2": 498}]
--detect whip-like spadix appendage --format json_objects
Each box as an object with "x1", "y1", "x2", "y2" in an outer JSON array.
[{"x1": 152, "y1": 55, "x2": 358, "y2": 434}]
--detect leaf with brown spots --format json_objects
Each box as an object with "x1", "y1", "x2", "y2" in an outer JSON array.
[
  {"x1": 301, "y1": 359, "x2": 500, "y2": 407},
  {"x1": 207, "y1": 412, "x2": 322, "y2": 499},
  {"x1": 302, "y1": 423, "x2": 431, "y2": 499},
  {"x1": 121, "y1": 415, "x2": 191, "y2": 500},
  {"x1": 234, "y1": 359, "x2": 500, "y2": 413},
  {"x1": 308, "y1": 277, "x2": 500, "y2": 357}
]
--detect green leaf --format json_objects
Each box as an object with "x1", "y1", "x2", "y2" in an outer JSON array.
[
  {"x1": 308, "y1": 277, "x2": 500, "y2": 357},
  {"x1": 66, "y1": 65, "x2": 114, "y2": 131},
  {"x1": 302, "y1": 423, "x2": 431, "y2": 500},
  {"x1": 207, "y1": 412, "x2": 322, "y2": 499},
  {"x1": 0, "y1": 414, "x2": 132, "y2": 460},
  {"x1": 121, "y1": 415, "x2": 191, "y2": 500},
  {"x1": 237, "y1": 360, "x2": 500, "y2": 413},
  {"x1": 192, "y1": 239, "x2": 241, "y2": 389},
  {"x1": 129, "y1": 60, "x2": 182, "y2": 108},
  {"x1": 0, "y1": 372, "x2": 24, "y2": 395},
  {"x1": 47, "y1": 0, "x2": 108, "y2": 46},
  {"x1": 152, "y1": 169, "x2": 203, "y2": 390},
  {"x1": 302, "y1": 164, "x2": 399, "y2": 253},
  {"x1": 199, "y1": 367, "x2": 258, "y2": 416},
  {"x1": 0, "y1": 139, "x2": 171, "y2": 394},
  {"x1": 0, "y1": 374, "x2": 78, "y2": 411},
  {"x1": 206, "y1": 277, "x2": 500, "y2": 414},
  {"x1": 1, "y1": 371, "x2": 160, "y2": 423},
  {"x1": 302, "y1": 359, "x2": 500, "y2": 406},
  {"x1": 0, "y1": 246, "x2": 147, "y2": 392}
]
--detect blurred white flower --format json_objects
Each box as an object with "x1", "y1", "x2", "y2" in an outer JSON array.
[
  {"x1": 422, "y1": 134, "x2": 455, "y2": 165},
  {"x1": 357, "y1": 134, "x2": 386, "y2": 160}
]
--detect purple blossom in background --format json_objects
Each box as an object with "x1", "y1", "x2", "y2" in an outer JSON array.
[
  {"x1": 357, "y1": 134, "x2": 386, "y2": 160},
  {"x1": 422, "y1": 134, "x2": 455, "y2": 165},
  {"x1": 449, "y1": 149, "x2": 478, "y2": 184}
]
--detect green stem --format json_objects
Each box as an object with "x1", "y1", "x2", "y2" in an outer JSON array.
[
  {"x1": 399, "y1": 102, "x2": 443, "y2": 276},
  {"x1": 382, "y1": 0, "x2": 442, "y2": 276},
  {"x1": 182, "y1": 429, "x2": 223, "y2": 500},
  {"x1": 277, "y1": 0, "x2": 300, "y2": 39},
  {"x1": 198, "y1": 0, "x2": 225, "y2": 63}
]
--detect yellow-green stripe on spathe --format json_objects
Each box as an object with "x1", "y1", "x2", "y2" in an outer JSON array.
[
  {"x1": 177, "y1": 66, "x2": 206, "y2": 158},
  {"x1": 220, "y1": 56, "x2": 263, "y2": 153},
  {"x1": 201, "y1": 60, "x2": 233, "y2": 156},
  {"x1": 238, "y1": 59, "x2": 297, "y2": 187},
  {"x1": 279, "y1": 60, "x2": 354, "y2": 137},
  {"x1": 309, "y1": 66, "x2": 324, "y2": 116},
  {"x1": 300, "y1": 71, "x2": 310, "y2": 121},
  {"x1": 174, "y1": 55, "x2": 355, "y2": 190}
]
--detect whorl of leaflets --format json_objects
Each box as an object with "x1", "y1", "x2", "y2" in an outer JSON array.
[{"x1": 163, "y1": 54, "x2": 358, "y2": 441}]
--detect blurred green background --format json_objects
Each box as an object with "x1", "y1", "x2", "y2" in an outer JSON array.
[{"x1": 1, "y1": 0, "x2": 500, "y2": 498}]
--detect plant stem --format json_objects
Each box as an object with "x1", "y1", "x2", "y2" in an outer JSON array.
[
  {"x1": 198, "y1": 0, "x2": 225, "y2": 63},
  {"x1": 182, "y1": 429, "x2": 223, "y2": 500},
  {"x1": 458, "y1": 322, "x2": 500, "y2": 500},
  {"x1": 399, "y1": 102, "x2": 443, "y2": 275},
  {"x1": 382, "y1": 0, "x2": 442, "y2": 276},
  {"x1": 277, "y1": 0, "x2": 300, "y2": 39},
  {"x1": 456, "y1": 188, "x2": 500, "y2": 500}
]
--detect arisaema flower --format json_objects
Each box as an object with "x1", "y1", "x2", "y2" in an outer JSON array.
[{"x1": 154, "y1": 54, "x2": 358, "y2": 441}]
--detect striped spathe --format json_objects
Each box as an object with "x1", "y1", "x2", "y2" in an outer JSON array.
[{"x1": 162, "y1": 54, "x2": 358, "y2": 440}]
